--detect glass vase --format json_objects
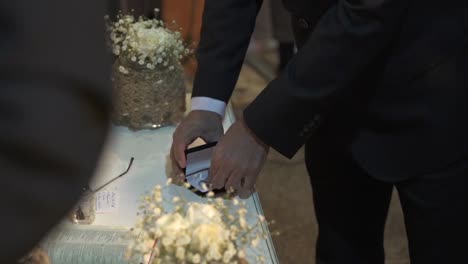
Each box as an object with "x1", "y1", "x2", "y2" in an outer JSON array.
[{"x1": 111, "y1": 58, "x2": 186, "y2": 130}]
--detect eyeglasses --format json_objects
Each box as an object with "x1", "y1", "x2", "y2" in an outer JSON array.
[
  {"x1": 84, "y1": 156, "x2": 134, "y2": 193},
  {"x1": 75, "y1": 157, "x2": 135, "y2": 221}
]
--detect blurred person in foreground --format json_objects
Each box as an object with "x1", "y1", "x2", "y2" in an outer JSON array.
[
  {"x1": 0, "y1": 0, "x2": 111, "y2": 262},
  {"x1": 171, "y1": 0, "x2": 468, "y2": 263}
]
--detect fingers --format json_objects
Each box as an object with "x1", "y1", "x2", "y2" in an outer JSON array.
[
  {"x1": 225, "y1": 171, "x2": 242, "y2": 194},
  {"x1": 238, "y1": 152, "x2": 266, "y2": 198},
  {"x1": 172, "y1": 137, "x2": 188, "y2": 169},
  {"x1": 242, "y1": 167, "x2": 258, "y2": 192},
  {"x1": 210, "y1": 165, "x2": 256, "y2": 199},
  {"x1": 195, "y1": 119, "x2": 267, "y2": 199},
  {"x1": 223, "y1": 167, "x2": 256, "y2": 199},
  {"x1": 209, "y1": 160, "x2": 230, "y2": 190},
  {"x1": 238, "y1": 188, "x2": 253, "y2": 199},
  {"x1": 170, "y1": 145, "x2": 185, "y2": 184},
  {"x1": 235, "y1": 169, "x2": 254, "y2": 199},
  {"x1": 172, "y1": 128, "x2": 197, "y2": 168},
  {"x1": 208, "y1": 145, "x2": 233, "y2": 191},
  {"x1": 206, "y1": 153, "x2": 219, "y2": 189},
  {"x1": 210, "y1": 172, "x2": 227, "y2": 190}
]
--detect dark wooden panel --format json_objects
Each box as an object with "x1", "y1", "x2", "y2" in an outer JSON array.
[{"x1": 162, "y1": 0, "x2": 205, "y2": 77}]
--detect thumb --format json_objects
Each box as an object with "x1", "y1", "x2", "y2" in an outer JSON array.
[
  {"x1": 173, "y1": 143, "x2": 187, "y2": 168},
  {"x1": 172, "y1": 136, "x2": 192, "y2": 168}
]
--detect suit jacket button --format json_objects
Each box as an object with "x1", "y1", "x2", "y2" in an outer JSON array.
[{"x1": 298, "y1": 18, "x2": 309, "y2": 29}]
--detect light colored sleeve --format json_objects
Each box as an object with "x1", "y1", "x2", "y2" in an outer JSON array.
[{"x1": 191, "y1": 96, "x2": 227, "y2": 117}]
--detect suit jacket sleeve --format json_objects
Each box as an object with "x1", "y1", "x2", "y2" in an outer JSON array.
[
  {"x1": 244, "y1": 0, "x2": 409, "y2": 158},
  {"x1": 192, "y1": 0, "x2": 263, "y2": 102}
]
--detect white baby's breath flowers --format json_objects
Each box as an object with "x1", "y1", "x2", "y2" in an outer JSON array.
[
  {"x1": 237, "y1": 249, "x2": 246, "y2": 259},
  {"x1": 106, "y1": 12, "x2": 191, "y2": 72},
  {"x1": 258, "y1": 215, "x2": 266, "y2": 222},
  {"x1": 166, "y1": 178, "x2": 173, "y2": 185},
  {"x1": 251, "y1": 236, "x2": 260, "y2": 248},
  {"x1": 176, "y1": 247, "x2": 186, "y2": 260},
  {"x1": 126, "y1": 184, "x2": 272, "y2": 264},
  {"x1": 118, "y1": 65, "x2": 129, "y2": 74},
  {"x1": 187, "y1": 203, "x2": 222, "y2": 226},
  {"x1": 192, "y1": 254, "x2": 201, "y2": 263},
  {"x1": 200, "y1": 182, "x2": 209, "y2": 192}
]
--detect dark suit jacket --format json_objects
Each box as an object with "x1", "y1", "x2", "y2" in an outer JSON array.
[
  {"x1": 0, "y1": 0, "x2": 111, "y2": 261},
  {"x1": 192, "y1": 0, "x2": 468, "y2": 180}
]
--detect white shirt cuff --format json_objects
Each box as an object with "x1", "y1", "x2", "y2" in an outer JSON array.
[{"x1": 191, "y1": 97, "x2": 227, "y2": 117}]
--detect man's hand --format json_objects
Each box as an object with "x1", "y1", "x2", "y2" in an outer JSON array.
[
  {"x1": 170, "y1": 110, "x2": 224, "y2": 183},
  {"x1": 208, "y1": 119, "x2": 269, "y2": 199}
]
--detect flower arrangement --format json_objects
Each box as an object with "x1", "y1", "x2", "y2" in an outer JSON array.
[
  {"x1": 106, "y1": 9, "x2": 190, "y2": 73},
  {"x1": 126, "y1": 182, "x2": 274, "y2": 264},
  {"x1": 106, "y1": 10, "x2": 189, "y2": 130}
]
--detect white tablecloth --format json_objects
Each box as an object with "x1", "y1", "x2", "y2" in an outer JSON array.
[{"x1": 57, "y1": 98, "x2": 279, "y2": 263}]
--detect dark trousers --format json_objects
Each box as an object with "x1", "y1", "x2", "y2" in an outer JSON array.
[{"x1": 305, "y1": 148, "x2": 468, "y2": 264}]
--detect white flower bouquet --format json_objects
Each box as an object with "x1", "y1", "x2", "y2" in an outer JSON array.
[
  {"x1": 106, "y1": 10, "x2": 190, "y2": 72},
  {"x1": 126, "y1": 183, "x2": 274, "y2": 264},
  {"x1": 106, "y1": 10, "x2": 191, "y2": 130}
]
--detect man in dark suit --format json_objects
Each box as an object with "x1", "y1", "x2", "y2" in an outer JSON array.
[
  {"x1": 0, "y1": 0, "x2": 111, "y2": 262},
  {"x1": 172, "y1": 0, "x2": 468, "y2": 263}
]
